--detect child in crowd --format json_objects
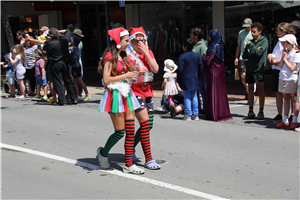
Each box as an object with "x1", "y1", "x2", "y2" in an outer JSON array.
[
  {"x1": 177, "y1": 38, "x2": 203, "y2": 121},
  {"x1": 276, "y1": 34, "x2": 300, "y2": 129},
  {"x1": 32, "y1": 48, "x2": 48, "y2": 100},
  {"x1": 8, "y1": 44, "x2": 27, "y2": 99},
  {"x1": 68, "y1": 36, "x2": 91, "y2": 101},
  {"x1": 161, "y1": 59, "x2": 180, "y2": 117},
  {"x1": 1, "y1": 54, "x2": 16, "y2": 98}
]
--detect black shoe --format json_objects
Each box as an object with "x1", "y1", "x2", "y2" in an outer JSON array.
[
  {"x1": 257, "y1": 112, "x2": 264, "y2": 120},
  {"x1": 72, "y1": 100, "x2": 78, "y2": 105},
  {"x1": 248, "y1": 111, "x2": 256, "y2": 119},
  {"x1": 53, "y1": 102, "x2": 66, "y2": 106},
  {"x1": 272, "y1": 114, "x2": 282, "y2": 121},
  {"x1": 289, "y1": 115, "x2": 294, "y2": 121}
]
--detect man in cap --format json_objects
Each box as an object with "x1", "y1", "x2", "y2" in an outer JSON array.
[
  {"x1": 234, "y1": 18, "x2": 254, "y2": 101},
  {"x1": 43, "y1": 26, "x2": 77, "y2": 105}
]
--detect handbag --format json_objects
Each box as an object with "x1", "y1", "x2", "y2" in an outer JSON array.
[{"x1": 235, "y1": 68, "x2": 240, "y2": 80}]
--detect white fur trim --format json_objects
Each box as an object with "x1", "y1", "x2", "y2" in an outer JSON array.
[
  {"x1": 120, "y1": 30, "x2": 129, "y2": 37},
  {"x1": 117, "y1": 44, "x2": 121, "y2": 49},
  {"x1": 129, "y1": 32, "x2": 147, "y2": 41},
  {"x1": 107, "y1": 81, "x2": 130, "y2": 98}
]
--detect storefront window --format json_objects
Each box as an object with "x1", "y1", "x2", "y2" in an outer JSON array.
[
  {"x1": 139, "y1": 1, "x2": 212, "y2": 68},
  {"x1": 225, "y1": 1, "x2": 300, "y2": 73}
]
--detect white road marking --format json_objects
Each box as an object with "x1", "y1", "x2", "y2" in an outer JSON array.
[
  {"x1": 229, "y1": 104, "x2": 246, "y2": 108},
  {"x1": 1, "y1": 143, "x2": 230, "y2": 200}
]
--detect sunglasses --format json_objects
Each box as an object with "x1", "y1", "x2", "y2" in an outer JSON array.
[
  {"x1": 132, "y1": 39, "x2": 146, "y2": 44},
  {"x1": 276, "y1": 28, "x2": 283, "y2": 32}
]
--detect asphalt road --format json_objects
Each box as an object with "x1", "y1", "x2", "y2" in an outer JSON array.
[{"x1": 1, "y1": 93, "x2": 299, "y2": 199}]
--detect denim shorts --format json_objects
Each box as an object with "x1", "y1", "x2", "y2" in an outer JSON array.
[{"x1": 36, "y1": 72, "x2": 47, "y2": 86}]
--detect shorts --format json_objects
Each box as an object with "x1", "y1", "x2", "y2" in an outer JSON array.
[
  {"x1": 135, "y1": 96, "x2": 154, "y2": 113},
  {"x1": 278, "y1": 79, "x2": 297, "y2": 94},
  {"x1": 246, "y1": 73, "x2": 264, "y2": 84},
  {"x1": 72, "y1": 67, "x2": 82, "y2": 78},
  {"x1": 6, "y1": 71, "x2": 15, "y2": 85},
  {"x1": 16, "y1": 67, "x2": 26, "y2": 79},
  {"x1": 272, "y1": 69, "x2": 280, "y2": 92},
  {"x1": 36, "y1": 72, "x2": 47, "y2": 86},
  {"x1": 295, "y1": 85, "x2": 300, "y2": 103},
  {"x1": 237, "y1": 60, "x2": 246, "y2": 73}
]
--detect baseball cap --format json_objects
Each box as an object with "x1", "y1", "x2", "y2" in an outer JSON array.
[
  {"x1": 279, "y1": 34, "x2": 298, "y2": 46},
  {"x1": 290, "y1": 20, "x2": 300, "y2": 28},
  {"x1": 39, "y1": 26, "x2": 49, "y2": 32},
  {"x1": 242, "y1": 18, "x2": 252, "y2": 28}
]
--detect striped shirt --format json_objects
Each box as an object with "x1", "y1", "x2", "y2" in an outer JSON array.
[{"x1": 24, "y1": 45, "x2": 38, "y2": 69}]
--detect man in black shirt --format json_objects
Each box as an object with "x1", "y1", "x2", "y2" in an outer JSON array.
[{"x1": 43, "y1": 27, "x2": 77, "y2": 105}]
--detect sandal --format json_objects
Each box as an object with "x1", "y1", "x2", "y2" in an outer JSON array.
[
  {"x1": 144, "y1": 160, "x2": 161, "y2": 170},
  {"x1": 96, "y1": 147, "x2": 110, "y2": 169},
  {"x1": 123, "y1": 164, "x2": 145, "y2": 174}
]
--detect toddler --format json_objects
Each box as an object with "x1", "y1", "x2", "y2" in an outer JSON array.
[
  {"x1": 1, "y1": 54, "x2": 16, "y2": 98},
  {"x1": 161, "y1": 59, "x2": 179, "y2": 115},
  {"x1": 32, "y1": 48, "x2": 47, "y2": 100}
]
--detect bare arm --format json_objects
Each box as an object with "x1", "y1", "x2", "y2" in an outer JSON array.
[
  {"x1": 234, "y1": 43, "x2": 241, "y2": 66},
  {"x1": 8, "y1": 53, "x2": 19, "y2": 65},
  {"x1": 138, "y1": 41, "x2": 159, "y2": 73},
  {"x1": 161, "y1": 78, "x2": 167, "y2": 89},
  {"x1": 102, "y1": 61, "x2": 138, "y2": 85}
]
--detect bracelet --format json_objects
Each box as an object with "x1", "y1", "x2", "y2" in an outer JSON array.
[{"x1": 124, "y1": 74, "x2": 127, "y2": 79}]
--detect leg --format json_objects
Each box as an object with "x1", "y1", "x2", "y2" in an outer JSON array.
[
  {"x1": 73, "y1": 78, "x2": 79, "y2": 97},
  {"x1": 124, "y1": 110, "x2": 136, "y2": 168},
  {"x1": 198, "y1": 73, "x2": 206, "y2": 111},
  {"x1": 36, "y1": 84, "x2": 41, "y2": 96},
  {"x1": 290, "y1": 97, "x2": 294, "y2": 117},
  {"x1": 18, "y1": 79, "x2": 26, "y2": 97},
  {"x1": 283, "y1": 94, "x2": 291, "y2": 121},
  {"x1": 248, "y1": 83, "x2": 254, "y2": 110},
  {"x1": 10, "y1": 84, "x2": 15, "y2": 96},
  {"x1": 51, "y1": 63, "x2": 65, "y2": 104},
  {"x1": 76, "y1": 77, "x2": 90, "y2": 97},
  {"x1": 182, "y1": 90, "x2": 192, "y2": 116},
  {"x1": 276, "y1": 91, "x2": 283, "y2": 116},
  {"x1": 256, "y1": 82, "x2": 265, "y2": 113},
  {"x1": 61, "y1": 62, "x2": 77, "y2": 102},
  {"x1": 191, "y1": 90, "x2": 199, "y2": 116},
  {"x1": 43, "y1": 85, "x2": 48, "y2": 98}
]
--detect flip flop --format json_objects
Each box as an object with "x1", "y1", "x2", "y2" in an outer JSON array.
[
  {"x1": 123, "y1": 164, "x2": 145, "y2": 174},
  {"x1": 144, "y1": 160, "x2": 161, "y2": 170}
]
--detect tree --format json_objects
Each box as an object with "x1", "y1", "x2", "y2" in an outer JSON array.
[{"x1": 1, "y1": 2, "x2": 15, "y2": 53}]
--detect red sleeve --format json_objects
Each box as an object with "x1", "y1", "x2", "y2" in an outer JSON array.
[
  {"x1": 128, "y1": 56, "x2": 135, "y2": 66},
  {"x1": 104, "y1": 52, "x2": 113, "y2": 63},
  {"x1": 148, "y1": 50, "x2": 155, "y2": 60}
]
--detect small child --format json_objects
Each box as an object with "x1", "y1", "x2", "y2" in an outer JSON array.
[
  {"x1": 32, "y1": 48, "x2": 47, "y2": 100},
  {"x1": 1, "y1": 54, "x2": 16, "y2": 98},
  {"x1": 8, "y1": 44, "x2": 27, "y2": 98},
  {"x1": 68, "y1": 36, "x2": 91, "y2": 101},
  {"x1": 161, "y1": 59, "x2": 179, "y2": 116},
  {"x1": 276, "y1": 34, "x2": 300, "y2": 129}
]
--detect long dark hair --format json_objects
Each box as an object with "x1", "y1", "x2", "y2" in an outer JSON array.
[{"x1": 98, "y1": 36, "x2": 132, "y2": 75}]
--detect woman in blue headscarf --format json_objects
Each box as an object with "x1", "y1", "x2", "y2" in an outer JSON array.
[{"x1": 203, "y1": 29, "x2": 232, "y2": 121}]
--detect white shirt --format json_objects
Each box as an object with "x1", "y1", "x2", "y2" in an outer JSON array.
[
  {"x1": 271, "y1": 41, "x2": 283, "y2": 71},
  {"x1": 279, "y1": 50, "x2": 300, "y2": 81}
]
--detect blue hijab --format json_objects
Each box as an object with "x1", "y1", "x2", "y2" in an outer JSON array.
[{"x1": 207, "y1": 29, "x2": 225, "y2": 63}]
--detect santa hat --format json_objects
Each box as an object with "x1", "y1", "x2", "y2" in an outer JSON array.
[
  {"x1": 129, "y1": 27, "x2": 147, "y2": 41},
  {"x1": 108, "y1": 27, "x2": 129, "y2": 49}
]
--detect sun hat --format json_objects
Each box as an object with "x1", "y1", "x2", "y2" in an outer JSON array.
[
  {"x1": 73, "y1": 29, "x2": 84, "y2": 37},
  {"x1": 279, "y1": 34, "x2": 298, "y2": 47},
  {"x1": 71, "y1": 36, "x2": 81, "y2": 46},
  {"x1": 290, "y1": 20, "x2": 300, "y2": 28},
  {"x1": 39, "y1": 26, "x2": 49, "y2": 32},
  {"x1": 108, "y1": 27, "x2": 129, "y2": 49},
  {"x1": 164, "y1": 59, "x2": 178, "y2": 72},
  {"x1": 242, "y1": 18, "x2": 252, "y2": 28}
]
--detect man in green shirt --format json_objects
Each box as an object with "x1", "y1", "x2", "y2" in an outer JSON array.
[
  {"x1": 73, "y1": 29, "x2": 84, "y2": 99},
  {"x1": 243, "y1": 22, "x2": 268, "y2": 120},
  {"x1": 190, "y1": 27, "x2": 207, "y2": 116},
  {"x1": 235, "y1": 18, "x2": 253, "y2": 100}
]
